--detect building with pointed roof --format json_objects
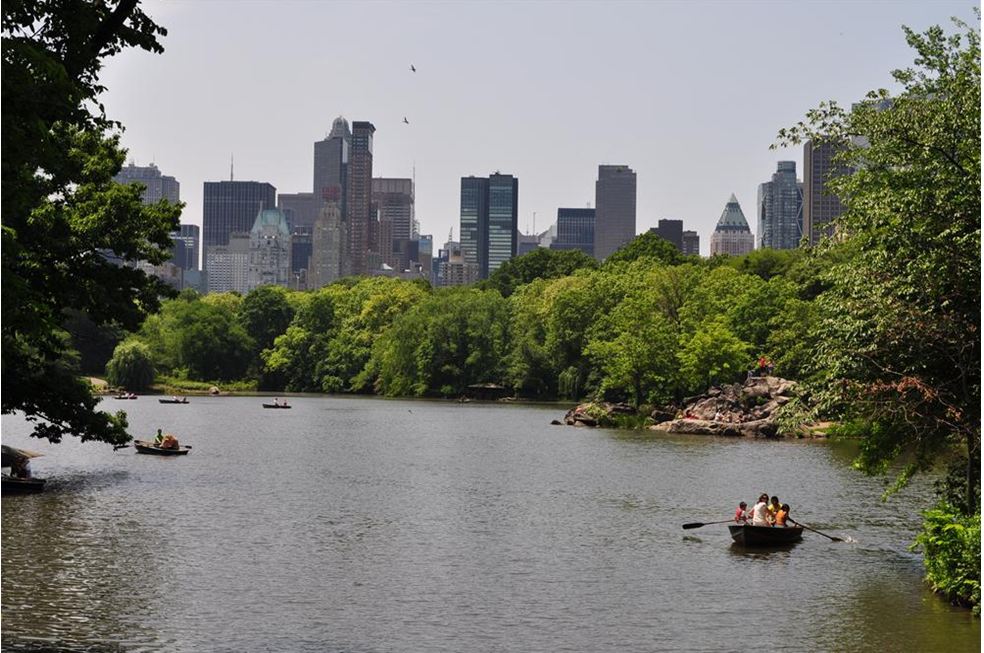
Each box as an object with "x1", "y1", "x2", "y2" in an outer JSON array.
[
  {"x1": 710, "y1": 194, "x2": 754, "y2": 256},
  {"x1": 248, "y1": 209, "x2": 292, "y2": 290}
]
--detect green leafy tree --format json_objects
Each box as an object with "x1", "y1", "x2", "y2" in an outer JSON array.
[
  {"x1": 777, "y1": 16, "x2": 980, "y2": 513},
  {"x1": 2, "y1": 1, "x2": 179, "y2": 444},
  {"x1": 604, "y1": 231, "x2": 692, "y2": 267},
  {"x1": 586, "y1": 295, "x2": 678, "y2": 406},
  {"x1": 483, "y1": 247, "x2": 598, "y2": 297},
  {"x1": 373, "y1": 288, "x2": 510, "y2": 396},
  {"x1": 677, "y1": 320, "x2": 751, "y2": 394},
  {"x1": 105, "y1": 340, "x2": 155, "y2": 391}
]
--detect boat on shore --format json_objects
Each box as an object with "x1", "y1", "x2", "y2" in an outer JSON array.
[
  {"x1": 728, "y1": 524, "x2": 803, "y2": 546},
  {"x1": 133, "y1": 439, "x2": 191, "y2": 456}
]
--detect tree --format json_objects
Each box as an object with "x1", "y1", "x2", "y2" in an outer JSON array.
[
  {"x1": 2, "y1": 1, "x2": 179, "y2": 444},
  {"x1": 603, "y1": 231, "x2": 692, "y2": 267},
  {"x1": 777, "y1": 17, "x2": 980, "y2": 514},
  {"x1": 483, "y1": 247, "x2": 598, "y2": 297},
  {"x1": 677, "y1": 321, "x2": 751, "y2": 394},
  {"x1": 105, "y1": 340, "x2": 155, "y2": 391}
]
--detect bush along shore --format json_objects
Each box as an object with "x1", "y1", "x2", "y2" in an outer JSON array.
[{"x1": 561, "y1": 375, "x2": 807, "y2": 438}]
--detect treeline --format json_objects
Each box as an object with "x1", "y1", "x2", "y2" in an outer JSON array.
[{"x1": 98, "y1": 240, "x2": 823, "y2": 406}]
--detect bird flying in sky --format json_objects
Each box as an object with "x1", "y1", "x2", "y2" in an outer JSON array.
[
  {"x1": 403, "y1": 117, "x2": 410, "y2": 125},
  {"x1": 410, "y1": 64, "x2": 416, "y2": 72}
]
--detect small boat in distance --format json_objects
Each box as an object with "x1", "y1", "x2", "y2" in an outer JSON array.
[
  {"x1": 1, "y1": 445, "x2": 46, "y2": 495},
  {"x1": 729, "y1": 524, "x2": 803, "y2": 546},
  {"x1": 133, "y1": 439, "x2": 191, "y2": 456},
  {"x1": 114, "y1": 392, "x2": 138, "y2": 400},
  {"x1": 159, "y1": 397, "x2": 190, "y2": 404},
  {"x1": 262, "y1": 402, "x2": 291, "y2": 409}
]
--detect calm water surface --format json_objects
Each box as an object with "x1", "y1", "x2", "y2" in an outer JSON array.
[{"x1": 2, "y1": 396, "x2": 979, "y2": 652}]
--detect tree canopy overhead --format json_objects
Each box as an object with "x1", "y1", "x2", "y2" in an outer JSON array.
[
  {"x1": 777, "y1": 15, "x2": 981, "y2": 514},
  {"x1": 2, "y1": 0, "x2": 180, "y2": 444}
]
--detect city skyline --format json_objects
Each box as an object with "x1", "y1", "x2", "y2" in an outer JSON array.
[{"x1": 100, "y1": 1, "x2": 970, "y2": 256}]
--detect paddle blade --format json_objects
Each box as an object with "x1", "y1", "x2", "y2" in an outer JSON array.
[{"x1": 681, "y1": 522, "x2": 704, "y2": 530}]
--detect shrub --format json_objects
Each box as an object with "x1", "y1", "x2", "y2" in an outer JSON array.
[{"x1": 911, "y1": 503, "x2": 981, "y2": 614}]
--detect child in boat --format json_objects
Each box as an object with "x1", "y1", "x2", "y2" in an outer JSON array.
[
  {"x1": 775, "y1": 504, "x2": 790, "y2": 527},
  {"x1": 767, "y1": 496, "x2": 781, "y2": 525},
  {"x1": 734, "y1": 501, "x2": 748, "y2": 523}
]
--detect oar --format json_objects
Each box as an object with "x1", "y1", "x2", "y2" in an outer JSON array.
[
  {"x1": 682, "y1": 519, "x2": 735, "y2": 530},
  {"x1": 789, "y1": 518, "x2": 843, "y2": 542}
]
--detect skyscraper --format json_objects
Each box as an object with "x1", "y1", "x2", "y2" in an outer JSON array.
[
  {"x1": 278, "y1": 192, "x2": 321, "y2": 233},
  {"x1": 114, "y1": 162, "x2": 180, "y2": 204},
  {"x1": 486, "y1": 173, "x2": 519, "y2": 276},
  {"x1": 459, "y1": 173, "x2": 518, "y2": 279},
  {"x1": 202, "y1": 181, "x2": 277, "y2": 252},
  {"x1": 593, "y1": 165, "x2": 637, "y2": 260},
  {"x1": 206, "y1": 232, "x2": 251, "y2": 294},
  {"x1": 345, "y1": 121, "x2": 375, "y2": 276},
  {"x1": 247, "y1": 209, "x2": 292, "y2": 291},
  {"x1": 313, "y1": 117, "x2": 350, "y2": 208},
  {"x1": 372, "y1": 178, "x2": 414, "y2": 269},
  {"x1": 757, "y1": 161, "x2": 803, "y2": 250},
  {"x1": 710, "y1": 194, "x2": 754, "y2": 256},
  {"x1": 651, "y1": 218, "x2": 684, "y2": 250},
  {"x1": 550, "y1": 208, "x2": 595, "y2": 256},
  {"x1": 682, "y1": 230, "x2": 700, "y2": 256},
  {"x1": 460, "y1": 176, "x2": 488, "y2": 276},
  {"x1": 803, "y1": 140, "x2": 848, "y2": 245},
  {"x1": 309, "y1": 188, "x2": 346, "y2": 289},
  {"x1": 172, "y1": 224, "x2": 200, "y2": 271}
]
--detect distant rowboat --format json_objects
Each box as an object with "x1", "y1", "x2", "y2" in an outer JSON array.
[
  {"x1": 262, "y1": 403, "x2": 291, "y2": 409},
  {"x1": 159, "y1": 398, "x2": 189, "y2": 404},
  {"x1": 133, "y1": 440, "x2": 191, "y2": 456}
]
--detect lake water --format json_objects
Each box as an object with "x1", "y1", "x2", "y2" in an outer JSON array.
[{"x1": 2, "y1": 396, "x2": 979, "y2": 652}]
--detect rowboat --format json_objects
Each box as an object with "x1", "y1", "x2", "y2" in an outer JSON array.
[
  {"x1": 133, "y1": 440, "x2": 191, "y2": 456},
  {"x1": 728, "y1": 524, "x2": 803, "y2": 546},
  {"x1": 158, "y1": 398, "x2": 189, "y2": 404},
  {"x1": 114, "y1": 393, "x2": 138, "y2": 400},
  {"x1": 1, "y1": 474, "x2": 47, "y2": 495},
  {"x1": 1, "y1": 445, "x2": 45, "y2": 495},
  {"x1": 262, "y1": 403, "x2": 291, "y2": 409}
]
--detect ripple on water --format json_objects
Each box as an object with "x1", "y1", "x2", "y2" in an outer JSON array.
[{"x1": 1, "y1": 398, "x2": 979, "y2": 652}]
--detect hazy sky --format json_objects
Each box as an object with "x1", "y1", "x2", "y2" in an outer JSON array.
[{"x1": 101, "y1": 0, "x2": 975, "y2": 256}]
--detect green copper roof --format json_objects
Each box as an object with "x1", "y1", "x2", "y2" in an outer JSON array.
[
  {"x1": 251, "y1": 209, "x2": 290, "y2": 236},
  {"x1": 714, "y1": 194, "x2": 751, "y2": 232}
]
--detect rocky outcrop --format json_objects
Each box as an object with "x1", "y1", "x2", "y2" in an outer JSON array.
[
  {"x1": 563, "y1": 402, "x2": 636, "y2": 427},
  {"x1": 559, "y1": 376, "x2": 798, "y2": 438},
  {"x1": 648, "y1": 376, "x2": 795, "y2": 438}
]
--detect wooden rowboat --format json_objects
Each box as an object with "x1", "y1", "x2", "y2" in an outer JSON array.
[
  {"x1": 133, "y1": 440, "x2": 191, "y2": 456},
  {"x1": 728, "y1": 524, "x2": 803, "y2": 546},
  {"x1": 158, "y1": 398, "x2": 189, "y2": 404},
  {"x1": 262, "y1": 403, "x2": 291, "y2": 409},
  {"x1": 1, "y1": 474, "x2": 46, "y2": 495}
]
